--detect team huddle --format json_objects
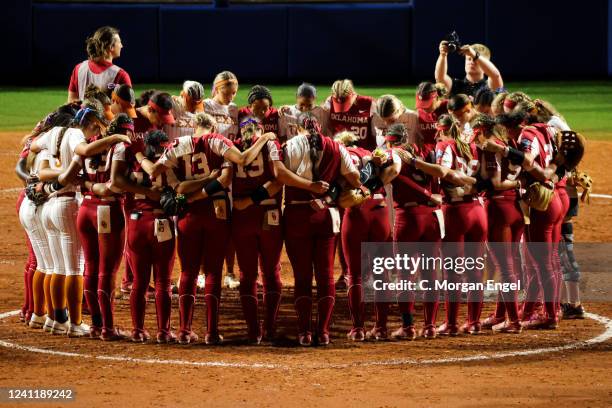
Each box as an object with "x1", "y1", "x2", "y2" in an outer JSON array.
[{"x1": 14, "y1": 26, "x2": 591, "y2": 346}]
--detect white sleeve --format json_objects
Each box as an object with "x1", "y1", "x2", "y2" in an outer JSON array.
[
  {"x1": 440, "y1": 145, "x2": 453, "y2": 169},
  {"x1": 390, "y1": 150, "x2": 402, "y2": 166},
  {"x1": 283, "y1": 135, "x2": 311, "y2": 178},
  {"x1": 35, "y1": 130, "x2": 50, "y2": 151},
  {"x1": 371, "y1": 114, "x2": 385, "y2": 147},
  {"x1": 339, "y1": 144, "x2": 358, "y2": 175},
  {"x1": 68, "y1": 129, "x2": 86, "y2": 153},
  {"x1": 548, "y1": 116, "x2": 570, "y2": 131},
  {"x1": 112, "y1": 143, "x2": 126, "y2": 161},
  {"x1": 403, "y1": 110, "x2": 418, "y2": 144},
  {"x1": 209, "y1": 136, "x2": 233, "y2": 158},
  {"x1": 157, "y1": 136, "x2": 192, "y2": 168},
  {"x1": 267, "y1": 141, "x2": 281, "y2": 161}
]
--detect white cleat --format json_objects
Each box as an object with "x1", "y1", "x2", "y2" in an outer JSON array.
[
  {"x1": 43, "y1": 317, "x2": 54, "y2": 333},
  {"x1": 68, "y1": 322, "x2": 90, "y2": 338},
  {"x1": 224, "y1": 275, "x2": 240, "y2": 289},
  {"x1": 51, "y1": 320, "x2": 70, "y2": 335},
  {"x1": 28, "y1": 313, "x2": 46, "y2": 329}
]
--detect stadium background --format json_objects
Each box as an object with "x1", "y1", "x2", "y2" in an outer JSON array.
[{"x1": 0, "y1": 1, "x2": 611, "y2": 406}]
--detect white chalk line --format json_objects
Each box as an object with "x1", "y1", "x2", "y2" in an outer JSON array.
[{"x1": 0, "y1": 309, "x2": 610, "y2": 370}]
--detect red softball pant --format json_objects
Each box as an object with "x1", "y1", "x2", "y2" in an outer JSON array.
[
  {"x1": 443, "y1": 200, "x2": 488, "y2": 326},
  {"x1": 284, "y1": 204, "x2": 337, "y2": 336},
  {"x1": 523, "y1": 190, "x2": 564, "y2": 320},
  {"x1": 77, "y1": 198, "x2": 124, "y2": 331},
  {"x1": 126, "y1": 209, "x2": 175, "y2": 336},
  {"x1": 487, "y1": 196, "x2": 525, "y2": 322},
  {"x1": 177, "y1": 198, "x2": 230, "y2": 337},
  {"x1": 393, "y1": 205, "x2": 442, "y2": 329},
  {"x1": 232, "y1": 204, "x2": 283, "y2": 338},
  {"x1": 341, "y1": 198, "x2": 391, "y2": 329}
]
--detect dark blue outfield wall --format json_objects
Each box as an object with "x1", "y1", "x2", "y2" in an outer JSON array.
[{"x1": 2, "y1": 0, "x2": 611, "y2": 85}]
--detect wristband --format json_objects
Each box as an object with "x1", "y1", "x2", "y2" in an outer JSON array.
[
  {"x1": 204, "y1": 179, "x2": 224, "y2": 196},
  {"x1": 506, "y1": 147, "x2": 525, "y2": 166},
  {"x1": 410, "y1": 157, "x2": 417, "y2": 168},
  {"x1": 250, "y1": 185, "x2": 270, "y2": 204},
  {"x1": 475, "y1": 177, "x2": 493, "y2": 193},
  {"x1": 555, "y1": 165, "x2": 567, "y2": 180}
]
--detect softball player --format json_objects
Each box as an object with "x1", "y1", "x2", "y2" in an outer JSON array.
[
  {"x1": 334, "y1": 131, "x2": 391, "y2": 341},
  {"x1": 110, "y1": 84, "x2": 138, "y2": 119},
  {"x1": 437, "y1": 115, "x2": 488, "y2": 336},
  {"x1": 30, "y1": 104, "x2": 130, "y2": 337},
  {"x1": 204, "y1": 71, "x2": 240, "y2": 289},
  {"x1": 150, "y1": 113, "x2": 276, "y2": 344},
  {"x1": 278, "y1": 83, "x2": 330, "y2": 141},
  {"x1": 472, "y1": 114, "x2": 524, "y2": 334},
  {"x1": 414, "y1": 82, "x2": 450, "y2": 157},
  {"x1": 448, "y1": 94, "x2": 478, "y2": 143},
  {"x1": 231, "y1": 118, "x2": 283, "y2": 343},
  {"x1": 68, "y1": 26, "x2": 131, "y2": 102},
  {"x1": 58, "y1": 114, "x2": 134, "y2": 340},
  {"x1": 111, "y1": 129, "x2": 178, "y2": 343},
  {"x1": 279, "y1": 117, "x2": 361, "y2": 346},
  {"x1": 372, "y1": 95, "x2": 418, "y2": 148},
  {"x1": 323, "y1": 79, "x2": 377, "y2": 150},
  {"x1": 164, "y1": 80, "x2": 205, "y2": 141},
  {"x1": 238, "y1": 86, "x2": 279, "y2": 138}
]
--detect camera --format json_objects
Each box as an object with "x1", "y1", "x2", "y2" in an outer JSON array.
[{"x1": 445, "y1": 31, "x2": 462, "y2": 53}]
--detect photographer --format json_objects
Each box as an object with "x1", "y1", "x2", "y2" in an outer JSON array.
[{"x1": 435, "y1": 33, "x2": 504, "y2": 97}]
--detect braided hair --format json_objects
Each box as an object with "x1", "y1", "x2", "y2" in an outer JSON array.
[
  {"x1": 247, "y1": 85, "x2": 273, "y2": 106},
  {"x1": 301, "y1": 115, "x2": 324, "y2": 181}
]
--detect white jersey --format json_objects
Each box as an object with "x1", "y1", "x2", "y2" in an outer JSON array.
[
  {"x1": 36, "y1": 127, "x2": 85, "y2": 193},
  {"x1": 164, "y1": 95, "x2": 198, "y2": 141},
  {"x1": 278, "y1": 105, "x2": 330, "y2": 140},
  {"x1": 371, "y1": 109, "x2": 418, "y2": 147},
  {"x1": 204, "y1": 98, "x2": 239, "y2": 140},
  {"x1": 283, "y1": 134, "x2": 356, "y2": 180},
  {"x1": 547, "y1": 115, "x2": 570, "y2": 132},
  {"x1": 77, "y1": 60, "x2": 120, "y2": 101}
]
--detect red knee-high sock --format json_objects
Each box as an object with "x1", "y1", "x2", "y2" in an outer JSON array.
[
  {"x1": 374, "y1": 302, "x2": 389, "y2": 330},
  {"x1": 263, "y1": 292, "x2": 281, "y2": 337},
  {"x1": 204, "y1": 294, "x2": 220, "y2": 336},
  {"x1": 129, "y1": 282, "x2": 147, "y2": 332},
  {"x1": 155, "y1": 280, "x2": 172, "y2": 334},
  {"x1": 423, "y1": 301, "x2": 439, "y2": 327},
  {"x1": 84, "y1": 275, "x2": 101, "y2": 328},
  {"x1": 294, "y1": 296, "x2": 312, "y2": 334},
  {"x1": 347, "y1": 284, "x2": 364, "y2": 328},
  {"x1": 317, "y1": 296, "x2": 335, "y2": 335}
]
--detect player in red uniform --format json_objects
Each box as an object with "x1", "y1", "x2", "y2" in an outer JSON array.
[
  {"x1": 472, "y1": 114, "x2": 524, "y2": 334},
  {"x1": 149, "y1": 113, "x2": 277, "y2": 344},
  {"x1": 120, "y1": 92, "x2": 175, "y2": 296},
  {"x1": 230, "y1": 118, "x2": 284, "y2": 343},
  {"x1": 414, "y1": 82, "x2": 450, "y2": 158},
  {"x1": 110, "y1": 128, "x2": 178, "y2": 343},
  {"x1": 323, "y1": 79, "x2": 377, "y2": 150},
  {"x1": 57, "y1": 114, "x2": 134, "y2": 340},
  {"x1": 68, "y1": 26, "x2": 131, "y2": 103},
  {"x1": 437, "y1": 116, "x2": 488, "y2": 336},
  {"x1": 238, "y1": 86, "x2": 279, "y2": 138},
  {"x1": 448, "y1": 94, "x2": 479, "y2": 144},
  {"x1": 332, "y1": 131, "x2": 391, "y2": 341},
  {"x1": 280, "y1": 117, "x2": 361, "y2": 346},
  {"x1": 486, "y1": 110, "x2": 565, "y2": 329}
]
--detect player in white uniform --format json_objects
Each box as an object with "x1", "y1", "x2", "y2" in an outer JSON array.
[
  {"x1": 371, "y1": 95, "x2": 418, "y2": 147},
  {"x1": 30, "y1": 104, "x2": 130, "y2": 337},
  {"x1": 204, "y1": 71, "x2": 240, "y2": 289},
  {"x1": 278, "y1": 83, "x2": 330, "y2": 141},
  {"x1": 164, "y1": 80, "x2": 206, "y2": 141},
  {"x1": 204, "y1": 71, "x2": 239, "y2": 141}
]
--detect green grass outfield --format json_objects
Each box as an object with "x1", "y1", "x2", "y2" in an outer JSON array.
[{"x1": 1, "y1": 81, "x2": 611, "y2": 139}]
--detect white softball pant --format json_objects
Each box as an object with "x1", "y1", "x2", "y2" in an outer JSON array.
[
  {"x1": 41, "y1": 197, "x2": 82, "y2": 276},
  {"x1": 19, "y1": 197, "x2": 53, "y2": 275}
]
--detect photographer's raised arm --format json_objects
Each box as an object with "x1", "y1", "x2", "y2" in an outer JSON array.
[
  {"x1": 435, "y1": 41, "x2": 453, "y2": 92},
  {"x1": 460, "y1": 46, "x2": 504, "y2": 91}
]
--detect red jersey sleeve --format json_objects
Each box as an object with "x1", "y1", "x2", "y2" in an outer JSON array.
[
  {"x1": 68, "y1": 63, "x2": 80, "y2": 93},
  {"x1": 115, "y1": 69, "x2": 132, "y2": 87}
]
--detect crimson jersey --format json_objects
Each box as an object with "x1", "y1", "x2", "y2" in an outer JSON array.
[
  {"x1": 113, "y1": 142, "x2": 177, "y2": 211},
  {"x1": 417, "y1": 100, "x2": 448, "y2": 156},
  {"x1": 438, "y1": 140, "x2": 480, "y2": 200},
  {"x1": 74, "y1": 137, "x2": 117, "y2": 197},
  {"x1": 133, "y1": 110, "x2": 158, "y2": 139},
  {"x1": 518, "y1": 123, "x2": 555, "y2": 185},
  {"x1": 390, "y1": 145, "x2": 434, "y2": 205},
  {"x1": 237, "y1": 107, "x2": 279, "y2": 137},
  {"x1": 232, "y1": 140, "x2": 282, "y2": 199},
  {"x1": 481, "y1": 138, "x2": 521, "y2": 197},
  {"x1": 158, "y1": 133, "x2": 233, "y2": 183},
  {"x1": 324, "y1": 95, "x2": 376, "y2": 150}
]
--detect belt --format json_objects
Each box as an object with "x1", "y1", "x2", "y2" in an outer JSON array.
[
  {"x1": 403, "y1": 201, "x2": 437, "y2": 208},
  {"x1": 259, "y1": 198, "x2": 277, "y2": 206},
  {"x1": 83, "y1": 195, "x2": 117, "y2": 202},
  {"x1": 287, "y1": 200, "x2": 311, "y2": 205},
  {"x1": 447, "y1": 195, "x2": 476, "y2": 204},
  {"x1": 131, "y1": 208, "x2": 164, "y2": 215},
  {"x1": 372, "y1": 193, "x2": 384, "y2": 200},
  {"x1": 56, "y1": 192, "x2": 76, "y2": 198}
]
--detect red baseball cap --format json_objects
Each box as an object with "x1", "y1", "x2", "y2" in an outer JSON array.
[
  {"x1": 332, "y1": 93, "x2": 354, "y2": 113},
  {"x1": 148, "y1": 100, "x2": 175, "y2": 125},
  {"x1": 416, "y1": 91, "x2": 437, "y2": 109}
]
